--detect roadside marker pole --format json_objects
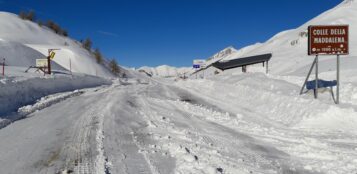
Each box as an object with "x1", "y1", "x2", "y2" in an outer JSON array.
[
  {"x1": 2, "y1": 58, "x2": 5, "y2": 76},
  {"x1": 69, "y1": 58, "x2": 72, "y2": 76}
]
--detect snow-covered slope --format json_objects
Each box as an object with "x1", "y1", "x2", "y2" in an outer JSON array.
[
  {"x1": 220, "y1": 0, "x2": 357, "y2": 75},
  {"x1": 0, "y1": 40, "x2": 64, "y2": 70},
  {"x1": 138, "y1": 65, "x2": 192, "y2": 78},
  {"x1": 193, "y1": 0, "x2": 356, "y2": 77},
  {"x1": 206, "y1": 46, "x2": 239, "y2": 64},
  {"x1": 0, "y1": 12, "x2": 114, "y2": 77}
]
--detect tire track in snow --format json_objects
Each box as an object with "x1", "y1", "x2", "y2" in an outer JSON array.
[
  {"x1": 138, "y1": 96, "x2": 288, "y2": 174},
  {"x1": 59, "y1": 86, "x2": 113, "y2": 174}
]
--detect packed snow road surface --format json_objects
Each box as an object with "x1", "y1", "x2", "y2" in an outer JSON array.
[{"x1": 0, "y1": 75, "x2": 356, "y2": 174}]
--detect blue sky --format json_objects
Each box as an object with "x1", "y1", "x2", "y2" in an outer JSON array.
[{"x1": 1, "y1": 0, "x2": 342, "y2": 67}]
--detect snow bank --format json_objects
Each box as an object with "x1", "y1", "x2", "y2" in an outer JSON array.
[
  {"x1": 0, "y1": 70, "x2": 111, "y2": 117},
  {"x1": 176, "y1": 73, "x2": 357, "y2": 133}
]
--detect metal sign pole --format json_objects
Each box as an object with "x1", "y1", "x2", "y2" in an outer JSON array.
[
  {"x1": 300, "y1": 57, "x2": 317, "y2": 95},
  {"x1": 315, "y1": 55, "x2": 319, "y2": 99},
  {"x1": 337, "y1": 55, "x2": 340, "y2": 104}
]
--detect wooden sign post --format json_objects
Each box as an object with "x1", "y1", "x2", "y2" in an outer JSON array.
[{"x1": 47, "y1": 49, "x2": 60, "y2": 74}]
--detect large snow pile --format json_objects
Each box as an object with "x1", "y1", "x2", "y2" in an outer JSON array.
[
  {"x1": 0, "y1": 12, "x2": 114, "y2": 77},
  {"x1": 138, "y1": 65, "x2": 192, "y2": 78},
  {"x1": 0, "y1": 66, "x2": 111, "y2": 128}
]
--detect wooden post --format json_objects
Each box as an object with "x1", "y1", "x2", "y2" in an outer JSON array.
[{"x1": 47, "y1": 50, "x2": 51, "y2": 74}]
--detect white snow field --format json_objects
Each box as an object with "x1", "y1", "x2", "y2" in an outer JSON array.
[
  {"x1": 0, "y1": 12, "x2": 114, "y2": 77},
  {"x1": 1, "y1": 0, "x2": 357, "y2": 174}
]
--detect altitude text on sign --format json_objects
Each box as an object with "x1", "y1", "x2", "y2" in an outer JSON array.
[{"x1": 308, "y1": 25, "x2": 349, "y2": 55}]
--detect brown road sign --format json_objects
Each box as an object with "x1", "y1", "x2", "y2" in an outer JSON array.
[{"x1": 308, "y1": 25, "x2": 349, "y2": 55}]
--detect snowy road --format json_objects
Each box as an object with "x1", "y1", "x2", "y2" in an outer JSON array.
[{"x1": 0, "y1": 75, "x2": 356, "y2": 174}]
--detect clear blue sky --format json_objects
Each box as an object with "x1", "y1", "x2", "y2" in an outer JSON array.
[{"x1": 1, "y1": 0, "x2": 342, "y2": 67}]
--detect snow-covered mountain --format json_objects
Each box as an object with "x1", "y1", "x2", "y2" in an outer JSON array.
[
  {"x1": 0, "y1": 12, "x2": 114, "y2": 77},
  {"x1": 205, "y1": 46, "x2": 239, "y2": 64},
  {"x1": 200, "y1": 0, "x2": 357, "y2": 76},
  {"x1": 233, "y1": 0, "x2": 356, "y2": 75},
  {"x1": 138, "y1": 65, "x2": 192, "y2": 78},
  {"x1": 140, "y1": 47, "x2": 241, "y2": 78}
]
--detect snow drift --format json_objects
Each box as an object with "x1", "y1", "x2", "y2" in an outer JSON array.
[{"x1": 0, "y1": 67, "x2": 111, "y2": 118}]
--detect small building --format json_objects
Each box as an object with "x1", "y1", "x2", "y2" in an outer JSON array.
[{"x1": 212, "y1": 53, "x2": 272, "y2": 73}]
